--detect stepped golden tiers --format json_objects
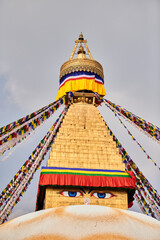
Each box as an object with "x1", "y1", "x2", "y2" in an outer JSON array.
[
  {"x1": 36, "y1": 34, "x2": 136, "y2": 212},
  {"x1": 56, "y1": 33, "x2": 106, "y2": 100}
]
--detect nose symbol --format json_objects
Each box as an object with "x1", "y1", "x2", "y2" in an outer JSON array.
[{"x1": 84, "y1": 198, "x2": 90, "y2": 205}]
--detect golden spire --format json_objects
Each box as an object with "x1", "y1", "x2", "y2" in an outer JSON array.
[
  {"x1": 59, "y1": 33, "x2": 104, "y2": 80},
  {"x1": 69, "y1": 32, "x2": 93, "y2": 60}
]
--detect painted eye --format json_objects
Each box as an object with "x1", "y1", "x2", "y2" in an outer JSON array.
[
  {"x1": 60, "y1": 191, "x2": 82, "y2": 197},
  {"x1": 92, "y1": 192, "x2": 113, "y2": 199}
]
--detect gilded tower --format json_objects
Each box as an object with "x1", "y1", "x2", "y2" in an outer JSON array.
[{"x1": 36, "y1": 33, "x2": 136, "y2": 211}]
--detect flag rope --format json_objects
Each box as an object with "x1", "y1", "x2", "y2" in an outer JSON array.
[
  {"x1": 0, "y1": 95, "x2": 67, "y2": 155},
  {"x1": 104, "y1": 121, "x2": 160, "y2": 220},
  {"x1": 0, "y1": 107, "x2": 68, "y2": 224}
]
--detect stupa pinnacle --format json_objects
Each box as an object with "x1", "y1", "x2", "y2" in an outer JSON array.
[{"x1": 56, "y1": 33, "x2": 106, "y2": 100}]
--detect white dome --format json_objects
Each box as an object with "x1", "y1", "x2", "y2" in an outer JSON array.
[{"x1": 0, "y1": 205, "x2": 160, "y2": 240}]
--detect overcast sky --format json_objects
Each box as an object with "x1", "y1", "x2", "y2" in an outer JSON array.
[{"x1": 0, "y1": 0, "x2": 160, "y2": 220}]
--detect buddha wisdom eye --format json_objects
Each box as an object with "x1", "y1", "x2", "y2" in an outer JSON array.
[
  {"x1": 91, "y1": 192, "x2": 114, "y2": 199},
  {"x1": 60, "y1": 191, "x2": 82, "y2": 197}
]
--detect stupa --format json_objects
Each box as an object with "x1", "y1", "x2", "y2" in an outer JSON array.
[
  {"x1": 0, "y1": 33, "x2": 160, "y2": 240},
  {"x1": 36, "y1": 33, "x2": 136, "y2": 211}
]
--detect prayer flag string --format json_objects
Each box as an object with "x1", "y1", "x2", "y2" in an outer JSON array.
[
  {"x1": 0, "y1": 108, "x2": 67, "y2": 206},
  {"x1": 0, "y1": 107, "x2": 68, "y2": 224},
  {"x1": 136, "y1": 181, "x2": 160, "y2": 218},
  {"x1": 0, "y1": 122, "x2": 45, "y2": 162},
  {"x1": 0, "y1": 95, "x2": 66, "y2": 137},
  {"x1": 0, "y1": 94, "x2": 67, "y2": 156},
  {"x1": 103, "y1": 98, "x2": 160, "y2": 143},
  {"x1": 94, "y1": 93, "x2": 160, "y2": 143},
  {"x1": 103, "y1": 99, "x2": 160, "y2": 170},
  {"x1": 135, "y1": 192, "x2": 148, "y2": 215},
  {"x1": 136, "y1": 186, "x2": 156, "y2": 218},
  {"x1": 105, "y1": 122, "x2": 160, "y2": 220}
]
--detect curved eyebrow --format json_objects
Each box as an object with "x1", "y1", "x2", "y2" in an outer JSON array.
[
  {"x1": 79, "y1": 187, "x2": 86, "y2": 194},
  {"x1": 88, "y1": 188, "x2": 94, "y2": 194},
  {"x1": 79, "y1": 188, "x2": 95, "y2": 194}
]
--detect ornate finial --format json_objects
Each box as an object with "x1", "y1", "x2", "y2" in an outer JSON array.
[
  {"x1": 78, "y1": 32, "x2": 84, "y2": 41},
  {"x1": 60, "y1": 33, "x2": 104, "y2": 80},
  {"x1": 69, "y1": 33, "x2": 93, "y2": 60},
  {"x1": 76, "y1": 32, "x2": 86, "y2": 43},
  {"x1": 77, "y1": 43, "x2": 86, "y2": 55},
  {"x1": 57, "y1": 34, "x2": 105, "y2": 100}
]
